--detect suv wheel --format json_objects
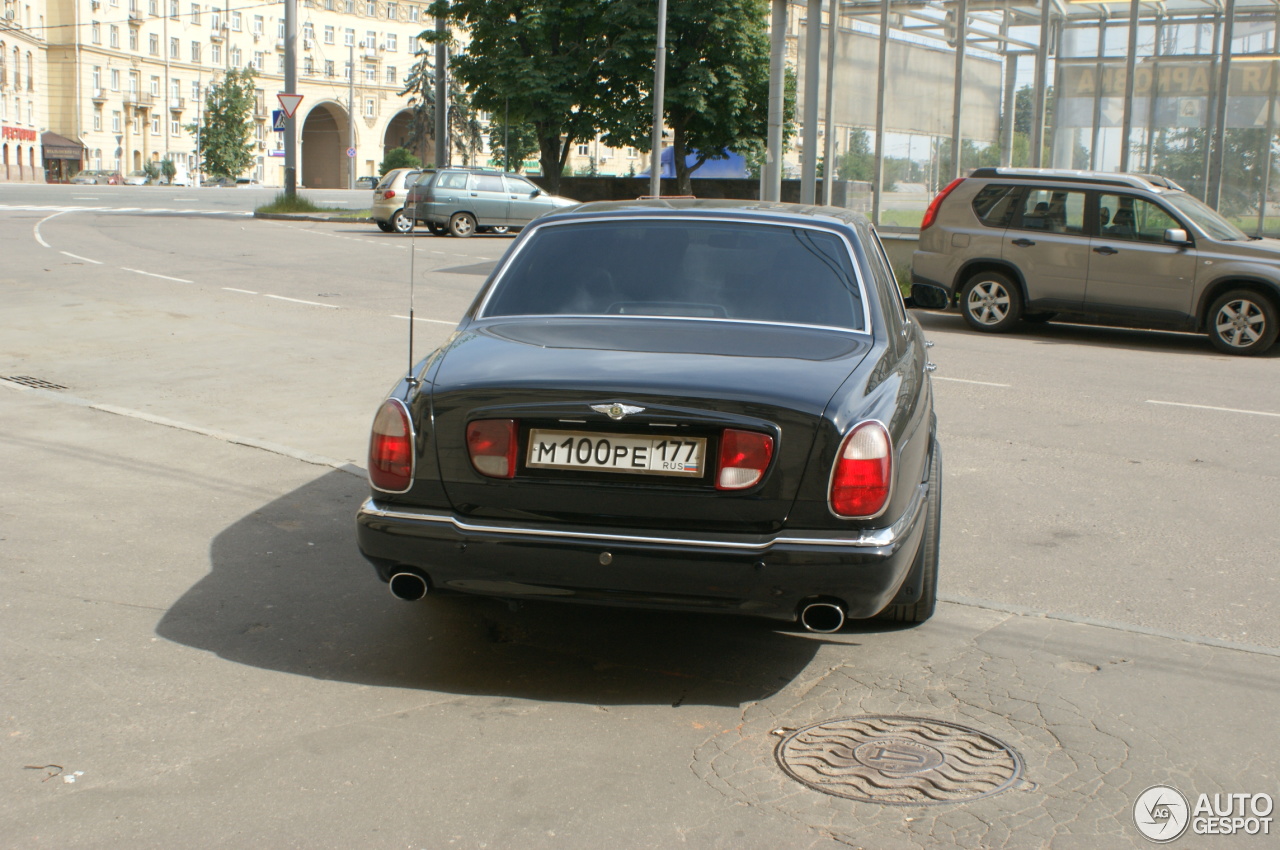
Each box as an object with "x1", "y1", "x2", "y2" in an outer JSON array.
[
  {"x1": 961, "y1": 271, "x2": 1023, "y2": 332},
  {"x1": 1207, "y1": 289, "x2": 1278, "y2": 355},
  {"x1": 391, "y1": 209, "x2": 413, "y2": 234},
  {"x1": 376, "y1": 221, "x2": 393, "y2": 233},
  {"x1": 426, "y1": 222, "x2": 446, "y2": 235},
  {"x1": 449, "y1": 212, "x2": 477, "y2": 238}
]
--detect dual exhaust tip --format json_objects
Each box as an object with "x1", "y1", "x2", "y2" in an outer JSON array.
[{"x1": 390, "y1": 571, "x2": 846, "y2": 633}]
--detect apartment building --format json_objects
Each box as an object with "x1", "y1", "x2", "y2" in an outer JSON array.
[
  {"x1": 35, "y1": 0, "x2": 437, "y2": 186},
  {"x1": 1, "y1": 0, "x2": 51, "y2": 182}
]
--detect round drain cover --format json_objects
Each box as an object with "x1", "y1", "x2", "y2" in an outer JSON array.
[{"x1": 775, "y1": 715, "x2": 1024, "y2": 805}]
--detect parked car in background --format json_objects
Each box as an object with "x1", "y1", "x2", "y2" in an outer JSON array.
[
  {"x1": 123, "y1": 170, "x2": 151, "y2": 186},
  {"x1": 406, "y1": 167, "x2": 577, "y2": 236},
  {"x1": 356, "y1": 199, "x2": 941, "y2": 632},
  {"x1": 356, "y1": 176, "x2": 379, "y2": 190},
  {"x1": 370, "y1": 167, "x2": 421, "y2": 234},
  {"x1": 911, "y1": 168, "x2": 1280, "y2": 355},
  {"x1": 71, "y1": 170, "x2": 123, "y2": 185},
  {"x1": 203, "y1": 176, "x2": 237, "y2": 188}
]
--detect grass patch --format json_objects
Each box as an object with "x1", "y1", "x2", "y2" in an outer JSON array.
[{"x1": 255, "y1": 192, "x2": 363, "y2": 216}]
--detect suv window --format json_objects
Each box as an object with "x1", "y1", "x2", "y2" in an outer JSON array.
[
  {"x1": 972, "y1": 184, "x2": 1020, "y2": 228},
  {"x1": 505, "y1": 175, "x2": 538, "y2": 194},
  {"x1": 1015, "y1": 189, "x2": 1085, "y2": 234},
  {"x1": 1098, "y1": 193, "x2": 1181, "y2": 244},
  {"x1": 438, "y1": 171, "x2": 468, "y2": 189},
  {"x1": 471, "y1": 173, "x2": 505, "y2": 192}
]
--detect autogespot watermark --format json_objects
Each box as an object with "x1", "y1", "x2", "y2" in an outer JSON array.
[{"x1": 1134, "y1": 785, "x2": 1274, "y2": 842}]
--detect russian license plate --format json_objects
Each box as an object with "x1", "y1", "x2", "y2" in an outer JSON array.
[{"x1": 526, "y1": 429, "x2": 706, "y2": 477}]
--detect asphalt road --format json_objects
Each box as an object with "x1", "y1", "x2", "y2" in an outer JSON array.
[{"x1": 2, "y1": 184, "x2": 1278, "y2": 848}]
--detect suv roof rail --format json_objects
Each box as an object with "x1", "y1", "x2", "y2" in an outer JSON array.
[{"x1": 966, "y1": 167, "x2": 1183, "y2": 192}]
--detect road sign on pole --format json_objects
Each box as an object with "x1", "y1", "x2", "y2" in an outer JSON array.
[
  {"x1": 272, "y1": 110, "x2": 286, "y2": 132},
  {"x1": 346, "y1": 147, "x2": 356, "y2": 158},
  {"x1": 277, "y1": 93, "x2": 304, "y2": 119}
]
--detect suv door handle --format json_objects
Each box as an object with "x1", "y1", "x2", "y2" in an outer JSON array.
[
  {"x1": 1093, "y1": 246, "x2": 1118, "y2": 255},
  {"x1": 1011, "y1": 238, "x2": 1035, "y2": 247}
]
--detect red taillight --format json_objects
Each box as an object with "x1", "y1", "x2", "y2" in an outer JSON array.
[
  {"x1": 716, "y1": 429, "x2": 774, "y2": 490},
  {"x1": 368, "y1": 399, "x2": 414, "y2": 492},
  {"x1": 829, "y1": 421, "x2": 892, "y2": 517},
  {"x1": 920, "y1": 177, "x2": 965, "y2": 231},
  {"x1": 467, "y1": 419, "x2": 518, "y2": 479},
  {"x1": 383, "y1": 189, "x2": 396, "y2": 199}
]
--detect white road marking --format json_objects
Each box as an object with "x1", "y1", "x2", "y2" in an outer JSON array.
[
  {"x1": 34, "y1": 209, "x2": 72, "y2": 248},
  {"x1": 60, "y1": 251, "x2": 103, "y2": 264},
  {"x1": 1147, "y1": 399, "x2": 1280, "y2": 418},
  {"x1": 223, "y1": 287, "x2": 259, "y2": 295},
  {"x1": 72, "y1": 196, "x2": 97, "y2": 200},
  {"x1": 122, "y1": 267, "x2": 194, "y2": 283},
  {"x1": 933, "y1": 376, "x2": 1012, "y2": 388},
  {"x1": 264, "y1": 294, "x2": 339, "y2": 309},
  {"x1": 393, "y1": 314, "x2": 456, "y2": 325}
]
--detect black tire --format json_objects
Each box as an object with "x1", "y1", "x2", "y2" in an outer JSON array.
[
  {"x1": 391, "y1": 209, "x2": 413, "y2": 234},
  {"x1": 875, "y1": 444, "x2": 941, "y2": 624},
  {"x1": 488, "y1": 225, "x2": 511, "y2": 235},
  {"x1": 1207, "y1": 289, "x2": 1279, "y2": 356},
  {"x1": 449, "y1": 212, "x2": 477, "y2": 238},
  {"x1": 426, "y1": 221, "x2": 446, "y2": 235},
  {"x1": 375, "y1": 220, "x2": 393, "y2": 233},
  {"x1": 1022, "y1": 311, "x2": 1057, "y2": 323},
  {"x1": 960, "y1": 271, "x2": 1023, "y2": 332}
]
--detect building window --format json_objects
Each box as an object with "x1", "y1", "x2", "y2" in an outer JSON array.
[
  {"x1": 151, "y1": 115, "x2": 160, "y2": 134},
  {"x1": 386, "y1": 2, "x2": 396, "y2": 18},
  {"x1": 128, "y1": 29, "x2": 137, "y2": 50},
  {"x1": 252, "y1": 51, "x2": 263, "y2": 70},
  {"x1": 325, "y1": 0, "x2": 333, "y2": 9},
  {"x1": 171, "y1": 119, "x2": 181, "y2": 136},
  {"x1": 408, "y1": 6, "x2": 417, "y2": 22},
  {"x1": 276, "y1": 54, "x2": 284, "y2": 74},
  {"x1": 230, "y1": 47, "x2": 241, "y2": 66},
  {"x1": 191, "y1": 4, "x2": 200, "y2": 25},
  {"x1": 626, "y1": 147, "x2": 637, "y2": 158},
  {"x1": 93, "y1": 108, "x2": 102, "y2": 131},
  {"x1": 577, "y1": 144, "x2": 589, "y2": 156},
  {"x1": 109, "y1": 25, "x2": 119, "y2": 48},
  {"x1": 150, "y1": 75, "x2": 159, "y2": 95},
  {"x1": 303, "y1": 22, "x2": 314, "y2": 42},
  {"x1": 385, "y1": 65, "x2": 395, "y2": 84},
  {"x1": 211, "y1": 44, "x2": 221, "y2": 64},
  {"x1": 384, "y1": 33, "x2": 396, "y2": 51},
  {"x1": 231, "y1": 11, "x2": 241, "y2": 31},
  {"x1": 128, "y1": 70, "x2": 139, "y2": 93},
  {"x1": 191, "y1": 80, "x2": 200, "y2": 101},
  {"x1": 91, "y1": 21, "x2": 101, "y2": 44},
  {"x1": 364, "y1": 63, "x2": 375, "y2": 82},
  {"x1": 112, "y1": 110, "x2": 121, "y2": 132},
  {"x1": 365, "y1": 30, "x2": 376, "y2": 50},
  {"x1": 325, "y1": 60, "x2": 334, "y2": 77},
  {"x1": 191, "y1": 42, "x2": 201, "y2": 62},
  {"x1": 169, "y1": 0, "x2": 178, "y2": 18},
  {"x1": 324, "y1": 26, "x2": 334, "y2": 44},
  {"x1": 365, "y1": 0, "x2": 375, "y2": 16},
  {"x1": 149, "y1": 34, "x2": 159, "y2": 54},
  {"x1": 211, "y1": 11, "x2": 220, "y2": 29},
  {"x1": 110, "y1": 68, "x2": 120, "y2": 90},
  {"x1": 344, "y1": 0, "x2": 353, "y2": 13},
  {"x1": 92, "y1": 66, "x2": 101, "y2": 91},
  {"x1": 364, "y1": 97, "x2": 374, "y2": 118},
  {"x1": 343, "y1": 28, "x2": 354, "y2": 47},
  {"x1": 303, "y1": 56, "x2": 314, "y2": 74},
  {"x1": 343, "y1": 61, "x2": 351, "y2": 81},
  {"x1": 252, "y1": 15, "x2": 263, "y2": 35},
  {"x1": 132, "y1": 115, "x2": 140, "y2": 133}
]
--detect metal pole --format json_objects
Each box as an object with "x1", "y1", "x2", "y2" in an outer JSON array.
[
  {"x1": 871, "y1": 0, "x2": 889, "y2": 224},
  {"x1": 434, "y1": 9, "x2": 447, "y2": 167},
  {"x1": 1203, "y1": 12, "x2": 1223, "y2": 201},
  {"x1": 1031, "y1": 0, "x2": 1051, "y2": 167},
  {"x1": 800, "y1": 0, "x2": 822, "y2": 204},
  {"x1": 1091, "y1": 17, "x2": 1107, "y2": 170},
  {"x1": 1118, "y1": 0, "x2": 1141, "y2": 172},
  {"x1": 1144, "y1": 15, "x2": 1164, "y2": 171},
  {"x1": 349, "y1": 40, "x2": 355, "y2": 189},
  {"x1": 649, "y1": 0, "x2": 667, "y2": 198},
  {"x1": 764, "y1": 0, "x2": 787, "y2": 201},
  {"x1": 284, "y1": 0, "x2": 297, "y2": 196},
  {"x1": 503, "y1": 96, "x2": 509, "y2": 173},
  {"x1": 821, "y1": 0, "x2": 838, "y2": 206},
  {"x1": 1000, "y1": 40, "x2": 1016, "y2": 167},
  {"x1": 1256, "y1": 14, "x2": 1280, "y2": 235},
  {"x1": 1207, "y1": 0, "x2": 1235, "y2": 209},
  {"x1": 950, "y1": 0, "x2": 968, "y2": 179}
]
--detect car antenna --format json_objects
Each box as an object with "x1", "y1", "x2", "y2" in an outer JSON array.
[{"x1": 405, "y1": 213, "x2": 421, "y2": 392}]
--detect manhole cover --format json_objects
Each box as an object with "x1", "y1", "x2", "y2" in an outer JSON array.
[
  {"x1": 3, "y1": 376, "x2": 68, "y2": 391},
  {"x1": 774, "y1": 715, "x2": 1024, "y2": 805}
]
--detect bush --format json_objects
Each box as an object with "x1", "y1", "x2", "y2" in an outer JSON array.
[{"x1": 379, "y1": 147, "x2": 422, "y2": 176}]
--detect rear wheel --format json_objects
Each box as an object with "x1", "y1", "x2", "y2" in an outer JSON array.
[
  {"x1": 426, "y1": 221, "x2": 446, "y2": 235},
  {"x1": 375, "y1": 220, "x2": 393, "y2": 233},
  {"x1": 391, "y1": 209, "x2": 413, "y2": 234},
  {"x1": 449, "y1": 212, "x2": 477, "y2": 238},
  {"x1": 1207, "y1": 289, "x2": 1278, "y2": 355},
  {"x1": 960, "y1": 271, "x2": 1023, "y2": 332},
  {"x1": 489, "y1": 225, "x2": 511, "y2": 235},
  {"x1": 875, "y1": 444, "x2": 941, "y2": 625}
]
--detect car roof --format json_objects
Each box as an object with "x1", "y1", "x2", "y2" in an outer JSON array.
[
  {"x1": 535, "y1": 197, "x2": 872, "y2": 230},
  {"x1": 966, "y1": 167, "x2": 1185, "y2": 193}
]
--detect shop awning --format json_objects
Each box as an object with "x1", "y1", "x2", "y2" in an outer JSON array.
[{"x1": 41, "y1": 132, "x2": 85, "y2": 160}]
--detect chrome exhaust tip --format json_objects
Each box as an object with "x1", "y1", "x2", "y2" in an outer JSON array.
[
  {"x1": 388, "y1": 571, "x2": 429, "y2": 601},
  {"x1": 799, "y1": 601, "x2": 846, "y2": 633}
]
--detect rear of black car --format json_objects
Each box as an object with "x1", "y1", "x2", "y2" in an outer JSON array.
[{"x1": 356, "y1": 203, "x2": 938, "y2": 629}]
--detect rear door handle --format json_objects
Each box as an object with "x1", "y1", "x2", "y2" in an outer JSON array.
[
  {"x1": 1093, "y1": 246, "x2": 1118, "y2": 255},
  {"x1": 1011, "y1": 238, "x2": 1035, "y2": 247}
]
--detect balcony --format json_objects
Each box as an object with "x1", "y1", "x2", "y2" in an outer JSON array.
[
  {"x1": 91, "y1": 87, "x2": 108, "y2": 103},
  {"x1": 168, "y1": 97, "x2": 185, "y2": 112},
  {"x1": 210, "y1": 25, "x2": 226, "y2": 42},
  {"x1": 127, "y1": 10, "x2": 143, "y2": 26},
  {"x1": 124, "y1": 92, "x2": 155, "y2": 108}
]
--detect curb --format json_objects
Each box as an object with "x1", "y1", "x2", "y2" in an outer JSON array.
[{"x1": 253, "y1": 211, "x2": 371, "y2": 223}]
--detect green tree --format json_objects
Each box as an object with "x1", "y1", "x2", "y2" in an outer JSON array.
[
  {"x1": 159, "y1": 157, "x2": 176, "y2": 182},
  {"x1": 188, "y1": 67, "x2": 257, "y2": 179},
  {"x1": 1152, "y1": 127, "x2": 1279, "y2": 218},
  {"x1": 487, "y1": 114, "x2": 540, "y2": 172},
  {"x1": 379, "y1": 147, "x2": 422, "y2": 175},
  {"x1": 399, "y1": 52, "x2": 486, "y2": 166},
  {"x1": 605, "y1": 0, "x2": 772, "y2": 195},
  {"x1": 429, "y1": 0, "x2": 638, "y2": 193}
]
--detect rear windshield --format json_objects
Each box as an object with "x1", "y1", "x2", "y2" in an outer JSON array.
[{"x1": 481, "y1": 219, "x2": 866, "y2": 331}]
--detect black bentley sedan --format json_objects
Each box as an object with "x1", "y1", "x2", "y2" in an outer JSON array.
[{"x1": 356, "y1": 199, "x2": 940, "y2": 632}]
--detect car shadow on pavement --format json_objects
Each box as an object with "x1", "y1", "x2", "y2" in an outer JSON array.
[
  {"x1": 156, "y1": 468, "x2": 838, "y2": 708},
  {"x1": 911, "y1": 309, "x2": 1280, "y2": 357}
]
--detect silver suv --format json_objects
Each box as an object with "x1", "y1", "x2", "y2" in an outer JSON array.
[{"x1": 911, "y1": 168, "x2": 1280, "y2": 355}]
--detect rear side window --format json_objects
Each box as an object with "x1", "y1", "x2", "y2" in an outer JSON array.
[
  {"x1": 483, "y1": 220, "x2": 866, "y2": 331},
  {"x1": 438, "y1": 172, "x2": 468, "y2": 189},
  {"x1": 1015, "y1": 189, "x2": 1086, "y2": 234},
  {"x1": 972, "y1": 184, "x2": 1020, "y2": 227},
  {"x1": 472, "y1": 174, "x2": 504, "y2": 192}
]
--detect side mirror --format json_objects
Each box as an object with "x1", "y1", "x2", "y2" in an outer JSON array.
[{"x1": 1164, "y1": 228, "x2": 1191, "y2": 246}]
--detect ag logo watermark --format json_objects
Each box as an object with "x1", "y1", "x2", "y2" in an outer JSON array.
[{"x1": 1134, "y1": 784, "x2": 1274, "y2": 842}]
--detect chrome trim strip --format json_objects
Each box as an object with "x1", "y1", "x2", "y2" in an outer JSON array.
[{"x1": 359, "y1": 481, "x2": 926, "y2": 552}]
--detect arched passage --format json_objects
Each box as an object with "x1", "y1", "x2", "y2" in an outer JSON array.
[
  {"x1": 300, "y1": 102, "x2": 351, "y2": 189},
  {"x1": 382, "y1": 110, "x2": 419, "y2": 161}
]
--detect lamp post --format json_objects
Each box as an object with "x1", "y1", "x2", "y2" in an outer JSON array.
[{"x1": 648, "y1": 0, "x2": 667, "y2": 198}]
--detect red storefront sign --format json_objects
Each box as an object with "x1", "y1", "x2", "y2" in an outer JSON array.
[{"x1": 2, "y1": 125, "x2": 39, "y2": 142}]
